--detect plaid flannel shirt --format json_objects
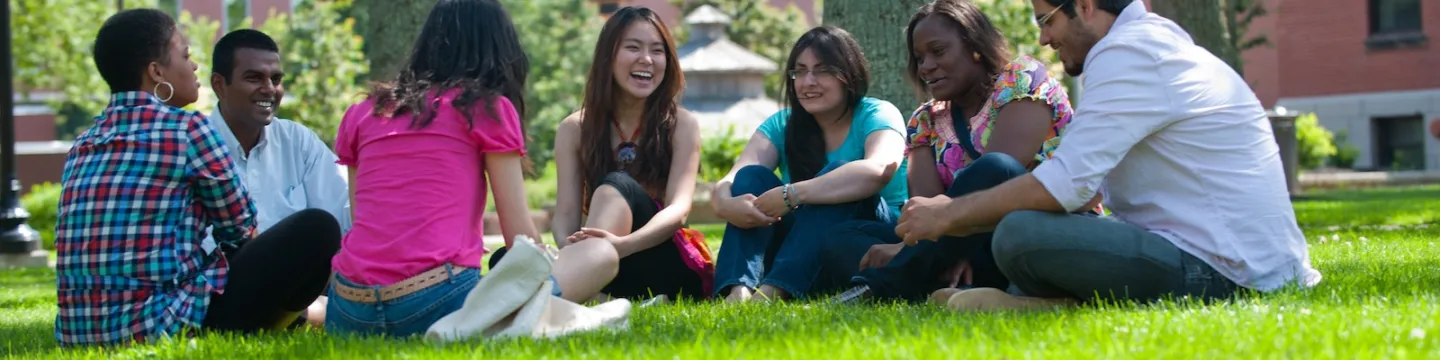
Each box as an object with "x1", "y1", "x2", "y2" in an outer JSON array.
[{"x1": 53, "y1": 92, "x2": 258, "y2": 347}]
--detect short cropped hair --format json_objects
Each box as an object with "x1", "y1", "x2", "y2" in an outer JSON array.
[
  {"x1": 212, "y1": 29, "x2": 281, "y2": 83},
  {"x1": 93, "y1": 9, "x2": 178, "y2": 93}
]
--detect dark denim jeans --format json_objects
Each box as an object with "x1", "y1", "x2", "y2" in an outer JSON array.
[
  {"x1": 712, "y1": 162, "x2": 893, "y2": 299},
  {"x1": 829, "y1": 153, "x2": 1028, "y2": 302},
  {"x1": 993, "y1": 210, "x2": 1241, "y2": 303}
]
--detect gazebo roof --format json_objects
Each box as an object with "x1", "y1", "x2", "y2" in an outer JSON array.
[{"x1": 676, "y1": 5, "x2": 778, "y2": 74}]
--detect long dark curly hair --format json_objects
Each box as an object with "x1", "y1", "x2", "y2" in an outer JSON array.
[
  {"x1": 367, "y1": 0, "x2": 529, "y2": 139},
  {"x1": 578, "y1": 6, "x2": 683, "y2": 211}
]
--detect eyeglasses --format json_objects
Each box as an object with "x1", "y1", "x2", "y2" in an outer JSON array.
[
  {"x1": 788, "y1": 67, "x2": 839, "y2": 80},
  {"x1": 1037, "y1": 1, "x2": 1069, "y2": 29}
]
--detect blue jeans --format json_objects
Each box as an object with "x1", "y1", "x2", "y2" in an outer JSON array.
[
  {"x1": 712, "y1": 162, "x2": 893, "y2": 299},
  {"x1": 325, "y1": 264, "x2": 563, "y2": 337},
  {"x1": 828, "y1": 153, "x2": 1028, "y2": 302}
]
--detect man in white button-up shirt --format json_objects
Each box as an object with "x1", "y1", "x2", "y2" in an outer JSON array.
[
  {"x1": 895, "y1": 0, "x2": 1321, "y2": 311},
  {"x1": 205, "y1": 29, "x2": 352, "y2": 327},
  {"x1": 206, "y1": 30, "x2": 352, "y2": 237}
]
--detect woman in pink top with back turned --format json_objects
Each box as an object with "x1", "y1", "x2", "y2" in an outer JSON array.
[{"x1": 323, "y1": 0, "x2": 619, "y2": 338}]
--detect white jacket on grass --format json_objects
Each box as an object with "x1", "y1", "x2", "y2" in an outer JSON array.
[{"x1": 426, "y1": 236, "x2": 631, "y2": 341}]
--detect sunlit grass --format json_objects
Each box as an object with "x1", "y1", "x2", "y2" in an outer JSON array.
[{"x1": 5, "y1": 186, "x2": 1438, "y2": 359}]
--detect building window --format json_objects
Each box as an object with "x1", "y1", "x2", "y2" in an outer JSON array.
[
  {"x1": 1366, "y1": 0, "x2": 1426, "y2": 50},
  {"x1": 226, "y1": 0, "x2": 250, "y2": 30},
  {"x1": 157, "y1": 0, "x2": 181, "y2": 18},
  {"x1": 599, "y1": 1, "x2": 621, "y2": 15},
  {"x1": 1372, "y1": 115, "x2": 1426, "y2": 171}
]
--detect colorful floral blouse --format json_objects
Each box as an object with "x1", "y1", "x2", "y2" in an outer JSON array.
[{"x1": 906, "y1": 55, "x2": 1075, "y2": 189}]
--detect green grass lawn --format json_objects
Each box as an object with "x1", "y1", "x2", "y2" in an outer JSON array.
[{"x1": 4, "y1": 186, "x2": 1438, "y2": 359}]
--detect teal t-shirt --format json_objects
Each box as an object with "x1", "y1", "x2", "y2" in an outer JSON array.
[{"x1": 756, "y1": 96, "x2": 910, "y2": 218}]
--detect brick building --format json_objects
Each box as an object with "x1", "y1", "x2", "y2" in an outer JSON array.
[
  {"x1": 1241, "y1": 0, "x2": 1438, "y2": 171},
  {"x1": 12, "y1": 104, "x2": 67, "y2": 197},
  {"x1": 23, "y1": 0, "x2": 1429, "y2": 198},
  {"x1": 1114, "y1": 0, "x2": 1437, "y2": 171},
  {"x1": 156, "y1": 0, "x2": 294, "y2": 38}
]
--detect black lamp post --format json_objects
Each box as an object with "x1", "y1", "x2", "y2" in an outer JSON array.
[{"x1": 0, "y1": 0, "x2": 40, "y2": 255}]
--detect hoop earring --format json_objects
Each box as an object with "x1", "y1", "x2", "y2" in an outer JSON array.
[{"x1": 153, "y1": 81, "x2": 175, "y2": 102}]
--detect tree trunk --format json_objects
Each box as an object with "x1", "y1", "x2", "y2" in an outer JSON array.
[
  {"x1": 1222, "y1": 0, "x2": 1242, "y2": 76},
  {"x1": 364, "y1": 0, "x2": 440, "y2": 82},
  {"x1": 822, "y1": 0, "x2": 930, "y2": 107},
  {"x1": 1151, "y1": 0, "x2": 1242, "y2": 73}
]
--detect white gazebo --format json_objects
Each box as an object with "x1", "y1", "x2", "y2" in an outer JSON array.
[{"x1": 676, "y1": 4, "x2": 781, "y2": 138}]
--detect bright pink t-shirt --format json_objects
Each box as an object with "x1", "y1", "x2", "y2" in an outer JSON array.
[{"x1": 331, "y1": 90, "x2": 525, "y2": 285}]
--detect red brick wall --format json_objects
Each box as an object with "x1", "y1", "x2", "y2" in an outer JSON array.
[
  {"x1": 14, "y1": 113, "x2": 56, "y2": 142},
  {"x1": 250, "y1": 0, "x2": 291, "y2": 26},
  {"x1": 1144, "y1": 0, "x2": 1432, "y2": 107},
  {"x1": 1271, "y1": 0, "x2": 1440, "y2": 98},
  {"x1": 182, "y1": 0, "x2": 226, "y2": 41},
  {"x1": 16, "y1": 154, "x2": 66, "y2": 197},
  {"x1": 180, "y1": 0, "x2": 293, "y2": 41}
]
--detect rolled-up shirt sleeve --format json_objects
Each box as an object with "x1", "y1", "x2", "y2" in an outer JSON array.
[{"x1": 1031, "y1": 43, "x2": 1177, "y2": 212}]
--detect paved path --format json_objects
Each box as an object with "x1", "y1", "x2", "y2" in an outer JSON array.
[{"x1": 1299, "y1": 170, "x2": 1440, "y2": 189}]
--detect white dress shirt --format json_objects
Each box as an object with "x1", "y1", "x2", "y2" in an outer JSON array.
[
  {"x1": 1031, "y1": 1, "x2": 1322, "y2": 292},
  {"x1": 205, "y1": 110, "x2": 352, "y2": 241}
]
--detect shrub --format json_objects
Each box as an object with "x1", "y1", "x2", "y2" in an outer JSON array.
[
  {"x1": 19, "y1": 182, "x2": 61, "y2": 250},
  {"x1": 700, "y1": 125, "x2": 748, "y2": 182},
  {"x1": 501, "y1": 0, "x2": 603, "y2": 177},
  {"x1": 1331, "y1": 130, "x2": 1360, "y2": 169},
  {"x1": 1296, "y1": 113, "x2": 1337, "y2": 170},
  {"x1": 253, "y1": 1, "x2": 369, "y2": 146}
]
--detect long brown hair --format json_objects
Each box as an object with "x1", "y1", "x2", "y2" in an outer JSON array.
[
  {"x1": 368, "y1": 0, "x2": 529, "y2": 134},
  {"x1": 578, "y1": 6, "x2": 684, "y2": 211},
  {"x1": 904, "y1": 0, "x2": 1011, "y2": 99}
]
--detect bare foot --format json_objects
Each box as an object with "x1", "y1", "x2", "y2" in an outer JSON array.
[
  {"x1": 305, "y1": 296, "x2": 328, "y2": 328},
  {"x1": 725, "y1": 286, "x2": 754, "y2": 303},
  {"x1": 929, "y1": 288, "x2": 963, "y2": 306},
  {"x1": 945, "y1": 287, "x2": 1075, "y2": 312}
]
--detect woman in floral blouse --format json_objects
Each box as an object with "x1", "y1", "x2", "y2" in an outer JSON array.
[{"x1": 823, "y1": 0, "x2": 1088, "y2": 303}]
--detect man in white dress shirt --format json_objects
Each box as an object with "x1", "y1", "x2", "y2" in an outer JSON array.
[
  {"x1": 207, "y1": 29, "x2": 351, "y2": 325},
  {"x1": 894, "y1": 0, "x2": 1322, "y2": 311}
]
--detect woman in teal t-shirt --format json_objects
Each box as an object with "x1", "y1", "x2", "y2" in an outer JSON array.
[{"x1": 708, "y1": 25, "x2": 910, "y2": 302}]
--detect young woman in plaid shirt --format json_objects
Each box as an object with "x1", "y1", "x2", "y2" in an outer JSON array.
[{"x1": 53, "y1": 9, "x2": 341, "y2": 347}]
